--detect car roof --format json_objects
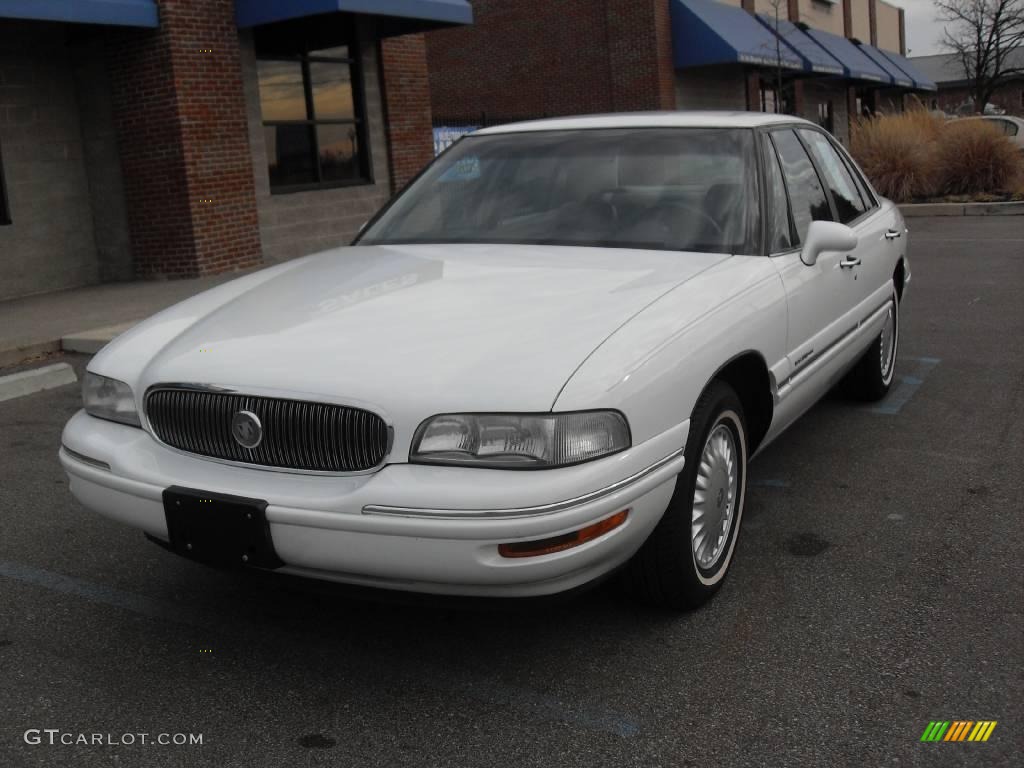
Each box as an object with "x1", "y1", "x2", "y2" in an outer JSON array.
[{"x1": 475, "y1": 111, "x2": 816, "y2": 135}]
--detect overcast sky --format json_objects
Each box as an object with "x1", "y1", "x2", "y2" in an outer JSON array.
[{"x1": 899, "y1": 0, "x2": 949, "y2": 57}]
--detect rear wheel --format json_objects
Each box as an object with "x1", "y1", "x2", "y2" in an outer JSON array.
[
  {"x1": 844, "y1": 284, "x2": 899, "y2": 401},
  {"x1": 628, "y1": 381, "x2": 748, "y2": 609}
]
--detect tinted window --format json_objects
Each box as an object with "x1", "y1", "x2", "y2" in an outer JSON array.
[
  {"x1": 840, "y1": 153, "x2": 876, "y2": 209},
  {"x1": 800, "y1": 129, "x2": 868, "y2": 224},
  {"x1": 762, "y1": 134, "x2": 794, "y2": 252},
  {"x1": 770, "y1": 129, "x2": 832, "y2": 243},
  {"x1": 361, "y1": 128, "x2": 761, "y2": 255}
]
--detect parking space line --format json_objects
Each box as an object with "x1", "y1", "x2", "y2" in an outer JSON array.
[
  {"x1": 0, "y1": 559, "x2": 641, "y2": 738},
  {"x1": 868, "y1": 357, "x2": 940, "y2": 415},
  {"x1": 0, "y1": 559, "x2": 214, "y2": 629}
]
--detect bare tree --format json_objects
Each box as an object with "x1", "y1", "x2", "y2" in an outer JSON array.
[
  {"x1": 754, "y1": 0, "x2": 790, "y2": 113},
  {"x1": 935, "y1": 0, "x2": 1024, "y2": 113},
  {"x1": 768, "y1": 0, "x2": 786, "y2": 113}
]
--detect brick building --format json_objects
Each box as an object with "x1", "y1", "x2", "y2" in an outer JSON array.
[
  {"x1": 427, "y1": 0, "x2": 935, "y2": 149},
  {"x1": 911, "y1": 50, "x2": 1024, "y2": 117},
  {"x1": 0, "y1": 0, "x2": 471, "y2": 301}
]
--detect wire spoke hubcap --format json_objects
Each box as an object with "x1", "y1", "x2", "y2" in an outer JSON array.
[
  {"x1": 880, "y1": 303, "x2": 896, "y2": 379},
  {"x1": 691, "y1": 423, "x2": 738, "y2": 571}
]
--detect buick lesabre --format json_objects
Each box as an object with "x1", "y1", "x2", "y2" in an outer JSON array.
[{"x1": 60, "y1": 113, "x2": 908, "y2": 608}]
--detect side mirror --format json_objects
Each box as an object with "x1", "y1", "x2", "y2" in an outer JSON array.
[{"x1": 800, "y1": 221, "x2": 858, "y2": 266}]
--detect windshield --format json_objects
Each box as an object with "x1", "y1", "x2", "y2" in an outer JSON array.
[{"x1": 359, "y1": 127, "x2": 761, "y2": 254}]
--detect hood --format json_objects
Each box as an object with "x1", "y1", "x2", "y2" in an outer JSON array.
[{"x1": 94, "y1": 244, "x2": 728, "y2": 449}]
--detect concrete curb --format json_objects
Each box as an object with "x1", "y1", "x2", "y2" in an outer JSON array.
[
  {"x1": 0, "y1": 341, "x2": 61, "y2": 370},
  {"x1": 0, "y1": 320, "x2": 136, "y2": 369},
  {"x1": 61, "y1": 322, "x2": 137, "y2": 355},
  {"x1": 900, "y1": 201, "x2": 1024, "y2": 217},
  {"x1": 0, "y1": 363, "x2": 78, "y2": 403}
]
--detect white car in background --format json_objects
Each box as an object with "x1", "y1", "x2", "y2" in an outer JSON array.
[
  {"x1": 60, "y1": 113, "x2": 908, "y2": 609},
  {"x1": 980, "y1": 115, "x2": 1024, "y2": 151}
]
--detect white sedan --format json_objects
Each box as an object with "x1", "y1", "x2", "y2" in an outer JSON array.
[
  {"x1": 979, "y1": 115, "x2": 1024, "y2": 151},
  {"x1": 60, "y1": 113, "x2": 908, "y2": 609}
]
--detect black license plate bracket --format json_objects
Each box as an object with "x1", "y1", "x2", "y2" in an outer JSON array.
[{"x1": 163, "y1": 486, "x2": 283, "y2": 569}]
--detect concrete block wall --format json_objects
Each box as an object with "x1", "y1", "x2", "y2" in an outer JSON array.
[
  {"x1": 0, "y1": 23, "x2": 101, "y2": 300},
  {"x1": 73, "y1": 38, "x2": 133, "y2": 283},
  {"x1": 676, "y1": 66, "x2": 748, "y2": 111},
  {"x1": 801, "y1": 79, "x2": 851, "y2": 145},
  {"x1": 240, "y1": 21, "x2": 392, "y2": 265}
]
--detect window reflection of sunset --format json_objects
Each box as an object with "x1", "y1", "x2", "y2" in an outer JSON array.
[
  {"x1": 312, "y1": 64, "x2": 354, "y2": 119},
  {"x1": 258, "y1": 62, "x2": 354, "y2": 122},
  {"x1": 258, "y1": 62, "x2": 306, "y2": 121}
]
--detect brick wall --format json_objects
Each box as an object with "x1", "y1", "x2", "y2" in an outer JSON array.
[
  {"x1": 380, "y1": 33, "x2": 435, "y2": 192},
  {"x1": 426, "y1": 0, "x2": 675, "y2": 119},
  {"x1": 105, "y1": 0, "x2": 262, "y2": 279},
  {"x1": 605, "y1": 0, "x2": 676, "y2": 111},
  {"x1": 932, "y1": 82, "x2": 1024, "y2": 117}
]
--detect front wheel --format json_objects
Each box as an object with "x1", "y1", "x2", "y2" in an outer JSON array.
[
  {"x1": 844, "y1": 284, "x2": 899, "y2": 401},
  {"x1": 628, "y1": 381, "x2": 748, "y2": 609}
]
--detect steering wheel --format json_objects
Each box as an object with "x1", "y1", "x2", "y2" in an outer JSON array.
[
  {"x1": 583, "y1": 191, "x2": 619, "y2": 223},
  {"x1": 660, "y1": 201, "x2": 724, "y2": 240}
]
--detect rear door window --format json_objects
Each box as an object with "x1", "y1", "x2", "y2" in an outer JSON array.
[
  {"x1": 770, "y1": 129, "x2": 832, "y2": 243},
  {"x1": 762, "y1": 133, "x2": 795, "y2": 252},
  {"x1": 799, "y1": 129, "x2": 868, "y2": 224}
]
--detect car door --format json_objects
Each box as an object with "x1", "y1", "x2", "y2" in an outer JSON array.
[
  {"x1": 765, "y1": 128, "x2": 863, "y2": 398},
  {"x1": 798, "y1": 128, "x2": 901, "y2": 320}
]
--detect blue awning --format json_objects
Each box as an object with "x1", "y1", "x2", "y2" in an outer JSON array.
[
  {"x1": 236, "y1": 0, "x2": 472, "y2": 28},
  {"x1": 671, "y1": 0, "x2": 802, "y2": 70},
  {"x1": 803, "y1": 27, "x2": 891, "y2": 83},
  {"x1": 755, "y1": 15, "x2": 843, "y2": 76},
  {"x1": 876, "y1": 49, "x2": 938, "y2": 91},
  {"x1": 857, "y1": 43, "x2": 913, "y2": 88},
  {"x1": 0, "y1": 0, "x2": 157, "y2": 27}
]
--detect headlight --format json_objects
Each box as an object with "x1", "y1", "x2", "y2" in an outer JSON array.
[
  {"x1": 411, "y1": 411, "x2": 630, "y2": 469},
  {"x1": 82, "y1": 372, "x2": 141, "y2": 427}
]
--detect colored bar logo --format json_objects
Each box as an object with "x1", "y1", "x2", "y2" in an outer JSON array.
[{"x1": 920, "y1": 721, "x2": 997, "y2": 742}]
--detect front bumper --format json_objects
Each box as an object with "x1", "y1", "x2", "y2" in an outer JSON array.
[{"x1": 60, "y1": 411, "x2": 687, "y2": 597}]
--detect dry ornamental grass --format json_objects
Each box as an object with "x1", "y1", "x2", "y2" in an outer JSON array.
[{"x1": 849, "y1": 107, "x2": 1024, "y2": 203}]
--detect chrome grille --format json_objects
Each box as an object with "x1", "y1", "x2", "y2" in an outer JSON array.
[{"x1": 145, "y1": 388, "x2": 389, "y2": 473}]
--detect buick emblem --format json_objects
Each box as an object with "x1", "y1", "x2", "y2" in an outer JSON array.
[{"x1": 231, "y1": 410, "x2": 263, "y2": 450}]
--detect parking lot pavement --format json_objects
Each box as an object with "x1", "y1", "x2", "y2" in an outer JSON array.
[{"x1": 1, "y1": 217, "x2": 1021, "y2": 768}]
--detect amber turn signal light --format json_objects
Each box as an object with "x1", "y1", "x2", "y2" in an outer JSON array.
[{"x1": 498, "y1": 509, "x2": 630, "y2": 558}]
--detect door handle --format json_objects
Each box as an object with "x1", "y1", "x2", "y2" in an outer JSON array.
[
  {"x1": 839, "y1": 255, "x2": 861, "y2": 269},
  {"x1": 884, "y1": 229, "x2": 902, "y2": 240}
]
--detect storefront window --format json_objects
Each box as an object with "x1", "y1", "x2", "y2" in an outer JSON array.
[
  {"x1": 817, "y1": 101, "x2": 834, "y2": 133},
  {"x1": 0, "y1": 139, "x2": 10, "y2": 225},
  {"x1": 759, "y1": 80, "x2": 794, "y2": 115},
  {"x1": 256, "y1": 30, "x2": 370, "y2": 192}
]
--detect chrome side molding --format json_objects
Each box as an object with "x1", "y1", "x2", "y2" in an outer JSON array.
[{"x1": 362, "y1": 448, "x2": 686, "y2": 520}]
